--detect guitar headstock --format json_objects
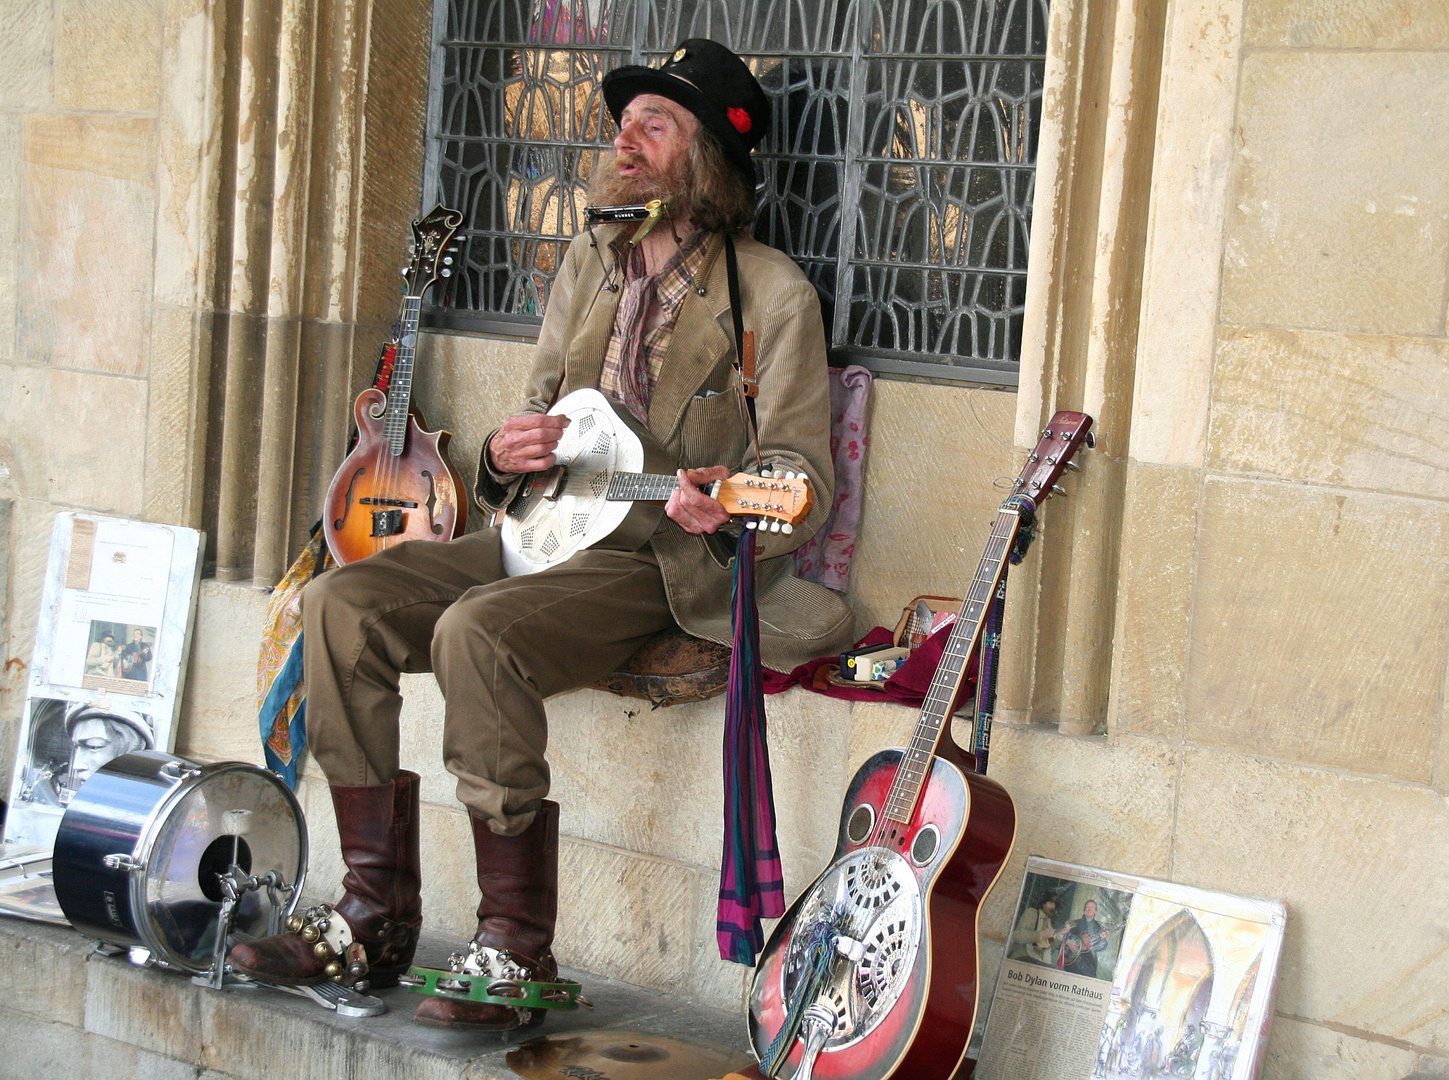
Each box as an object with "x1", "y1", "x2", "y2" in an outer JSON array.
[
  {"x1": 1012, "y1": 411, "x2": 1095, "y2": 503},
  {"x1": 406, "y1": 204, "x2": 465, "y2": 299},
  {"x1": 715, "y1": 471, "x2": 813, "y2": 529}
]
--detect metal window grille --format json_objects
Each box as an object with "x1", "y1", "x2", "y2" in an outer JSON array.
[{"x1": 422, "y1": 0, "x2": 1047, "y2": 385}]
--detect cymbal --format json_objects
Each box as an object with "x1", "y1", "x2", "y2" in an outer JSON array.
[{"x1": 506, "y1": 1028, "x2": 753, "y2": 1080}]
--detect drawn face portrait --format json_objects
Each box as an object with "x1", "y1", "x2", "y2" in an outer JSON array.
[{"x1": 67, "y1": 716, "x2": 149, "y2": 791}]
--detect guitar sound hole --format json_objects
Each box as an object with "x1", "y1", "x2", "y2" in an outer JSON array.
[
  {"x1": 846, "y1": 803, "x2": 875, "y2": 845},
  {"x1": 910, "y1": 824, "x2": 939, "y2": 866}
]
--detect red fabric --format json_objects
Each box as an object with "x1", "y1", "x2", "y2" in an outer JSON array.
[{"x1": 763, "y1": 622, "x2": 978, "y2": 708}]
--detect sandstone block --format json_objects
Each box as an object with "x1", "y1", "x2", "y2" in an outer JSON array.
[
  {"x1": 1210, "y1": 326, "x2": 1449, "y2": 498},
  {"x1": 0, "y1": 0, "x2": 53, "y2": 110},
  {"x1": 1186, "y1": 477, "x2": 1448, "y2": 781},
  {"x1": 1108, "y1": 464, "x2": 1196, "y2": 736},
  {"x1": 83, "y1": 951, "x2": 202, "y2": 1064},
  {"x1": 554, "y1": 837, "x2": 695, "y2": 994},
  {"x1": 977, "y1": 728, "x2": 1178, "y2": 943},
  {"x1": 174, "y1": 581, "x2": 271, "y2": 766},
  {"x1": 197, "y1": 978, "x2": 350, "y2": 1078},
  {"x1": 849, "y1": 379, "x2": 1016, "y2": 632},
  {"x1": 1222, "y1": 52, "x2": 1449, "y2": 336},
  {"x1": 0, "y1": 118, "x2": 19, "y2": 367},
  {"x1": 1259, "y1": 1015, "x2": 1420, "y2": 1080},
  {"x1": 1175, "y1": 747, "x2": 1449, "y2": 1051},
  {"x1": 55, "y1": 0, "x2": 162, "y2": 112},
  {"x1": 396, "y1": 672, "x2": 452, "y2": 804},
  {"x1": 1130, "y1": 0, "x2": 1242, "y2": 468},
  {"x1": 545, "y1": 688, "x2": 727, "y2": 867},
  {"x1": 154, "y1": 0, "x2": 223, "y2": 310},
  {"x1": 142, "y1": 306, "x2": 209, "y2": 527},
  {"x1": 845, "y1": 699, "x2": 919, "y2": 778},
  {"x1": 1244, "y1": 0, "x2": 1449, "y2": 48},
  {"x1": 21, "y1": 114, "x2": 157, "y2": 376},
  {"x1": 686, "y1": 876, "x2": 752, "y2": 1013},
  {"x1": 416, "y1": 801, "x2": 481, "y2": 941},
  {"x1": 0, "y1": 497, "x2": 57, "y2": 719},
  {"x1": 7, "y1": 369, "x2": 147, "y2": 513},
  {"x1": 0, "y1": 917, "x2": 90, "y2": 1027},
  {"x1": 298, "y1": 772, "x2": 345, "y2": 905},
  {"x1": 413, "y1": 331, "x2": 538, "y2": 490}
]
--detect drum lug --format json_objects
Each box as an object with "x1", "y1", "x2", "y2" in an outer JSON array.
[
  {"x1": 159, "y1": 760, "x2": 203, "y2": 782},
  {"x1": 103, "y1": 853, "x2": 144, "y2": 872}
]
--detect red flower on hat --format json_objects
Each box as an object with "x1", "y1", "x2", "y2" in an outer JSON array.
[{"x1": 727, "y1": 107, "x2": 752, "y2": 134}]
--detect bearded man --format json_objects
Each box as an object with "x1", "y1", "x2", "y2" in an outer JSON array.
[{"x1": 229, "y1": 40, "x2": 854, "y2": 1032}]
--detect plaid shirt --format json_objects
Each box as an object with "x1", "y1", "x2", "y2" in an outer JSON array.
[{"x1": 598, "y1": 229, "x2": 709, "y2": 422}]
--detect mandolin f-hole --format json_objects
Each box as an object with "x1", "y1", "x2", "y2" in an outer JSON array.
[
  {"x1": 333, "y1": 467, "x2": 365, "y2": 530},
  {"x1": 422, "y1": 470, "x2": 442, "y2": 534}
]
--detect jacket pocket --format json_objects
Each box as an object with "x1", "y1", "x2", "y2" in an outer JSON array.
[{"x1": 680, "y1": 386, "x2": 750, "y2": 471}]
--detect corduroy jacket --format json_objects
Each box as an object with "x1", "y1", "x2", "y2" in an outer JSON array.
[{"x1": 475, "y1": 228, "x2": 856, "y2": 671}]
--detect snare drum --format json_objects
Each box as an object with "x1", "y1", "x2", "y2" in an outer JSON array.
[{"x1": 53, "y1": 750, "x2": 307, "y2": 973}]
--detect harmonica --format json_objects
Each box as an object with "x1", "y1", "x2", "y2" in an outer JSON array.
[{"x1": 584, "y1": 199, "x2": 665, "y2": 224}]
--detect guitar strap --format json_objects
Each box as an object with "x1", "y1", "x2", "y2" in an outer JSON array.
[{"x1": 724, "y1": 235, "x2": 763, "y2": 468}]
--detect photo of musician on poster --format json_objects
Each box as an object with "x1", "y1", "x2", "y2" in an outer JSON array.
[
  {"x1": 80, "y1": 620, "x2": 157, "y2": 694},
  {"x1": 1008, "y1": 871, "x2": 1134, "y2": 982}
]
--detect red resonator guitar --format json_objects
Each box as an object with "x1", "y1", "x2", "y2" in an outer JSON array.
[{"x1": 748, "y1": 411, "x2": 1095, "y2": 1080}]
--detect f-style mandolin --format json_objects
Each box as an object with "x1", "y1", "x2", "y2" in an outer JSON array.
[
  {"x1": 323, "y1": 205, "x2": 468, "y2": 565},
  {"x1": 748, "y1": 411, "x2": 1095, "y2": 1080}
]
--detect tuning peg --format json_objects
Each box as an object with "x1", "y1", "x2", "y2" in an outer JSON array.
[
  {"x1": 1084, "y1": 431, "x2": 1097, "y2": 448},
  {"x1": 400, "y1": 267, "x2": 409, "y2": 276},
  {"x1": 745, "y1": 519, "x2": 759, "y2": 530},
  {"x1": 1051, "y1": 484, "x2": 1068, "y2": 497},
  {"x1": 769, "y1": 520, "x2": 781, "y2": 532},
  {"x1": 443, "y1": 256, "x2": 453, "y2": 265},
  {"x1": 1064, "y1": 460, "x2": 1081, "y2": 472},
  {"x1": 781, "y1": 523, "x2": 793, "y2": 535},
  {"x1": 441, "y1": 269, "x2": 452, "y2": 277}
]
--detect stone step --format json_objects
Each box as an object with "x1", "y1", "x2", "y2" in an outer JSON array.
[{"x1": 0, "y1": 916, "x2": 755, "y2": 1080}]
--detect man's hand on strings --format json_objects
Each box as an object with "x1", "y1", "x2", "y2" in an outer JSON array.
[
  {"x1": 488, "y1": 413, "x2": 569, "y2": 474},
  {"x1": 667, "y1": 466, "x2": 731, "y2": 534}
]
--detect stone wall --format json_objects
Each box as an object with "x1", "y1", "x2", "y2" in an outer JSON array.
[{"x1": 2, "y1": 0, "x2": 1448, "y2": 1074}]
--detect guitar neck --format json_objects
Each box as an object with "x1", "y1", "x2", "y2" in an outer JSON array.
[
  {"x1": 605, "y1": 471, "x2": 684, "y2": 503},
  {"x1": 882, "y1": 503, "x2": 1026, "y2": 825},
  {"x1": 383, "y1": 295, "x2": 422, "y2": 456}
]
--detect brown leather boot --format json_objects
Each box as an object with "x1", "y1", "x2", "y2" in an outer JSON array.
[
  {"x1": 413, "y1": 801, "x2": 559, "y2": 1031},
  {"x1": 228, "y1": 771, "x2": 422, "y2": 991}
]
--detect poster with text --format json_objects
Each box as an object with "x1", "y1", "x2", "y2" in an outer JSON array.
[
  {"x1": 976, "y1": 857, "x2": 1286, "y2": 1080},
  {"x1": 3, "y1": 515, "x2": 202, "y2": 852}
]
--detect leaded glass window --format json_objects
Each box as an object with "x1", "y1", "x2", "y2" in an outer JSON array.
[{"x1": 423, "y1": 0, "x2": 1047, "y2": 384}]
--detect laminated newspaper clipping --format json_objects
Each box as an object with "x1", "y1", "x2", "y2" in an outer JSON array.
[
  {"x1": 976, "y1": 857, "x2": 1286, "y2": 1080},
  {"x1": 2, "y1": 514, "x2": 202, "y2": 855}
]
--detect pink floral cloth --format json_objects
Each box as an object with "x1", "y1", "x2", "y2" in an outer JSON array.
[{"x1": 793, "y1": 364, "x2": 872, "y2": 593}]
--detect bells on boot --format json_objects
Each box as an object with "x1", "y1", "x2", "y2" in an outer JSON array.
[
  {"x1": 227, "y1": 772, "x2": 423, "y2": 989},
  {"x1": 412, "y1": 801, "x2": 560, "y2": 1031}
]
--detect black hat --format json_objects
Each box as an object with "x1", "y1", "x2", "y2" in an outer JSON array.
[{"x1": 602, "y1": 39, "x2": 770, "y2": 189}]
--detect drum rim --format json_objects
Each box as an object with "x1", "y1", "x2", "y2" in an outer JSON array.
[{"x1": 127, "y1": 757, "x2": 308, "y2": 972}]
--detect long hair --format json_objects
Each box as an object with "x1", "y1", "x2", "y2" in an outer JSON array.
[{"x1": 684, "y1": 128, "x2": 758, "y2": 235}]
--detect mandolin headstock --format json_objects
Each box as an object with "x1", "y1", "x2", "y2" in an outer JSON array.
[
  {"x1": 714, "y1": 472, "x2": 813, "y2": 528},
  {"x1": 406, "y1": 204, "x2": 465, "y2": 300}
]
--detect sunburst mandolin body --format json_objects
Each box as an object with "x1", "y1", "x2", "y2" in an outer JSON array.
[{"x1": 323, "y1": 388, "x2": 466, "y2": 565}]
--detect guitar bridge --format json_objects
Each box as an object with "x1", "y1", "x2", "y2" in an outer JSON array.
[{"x1": 370, "y1": 509, "x2": 405, "y2": 537}]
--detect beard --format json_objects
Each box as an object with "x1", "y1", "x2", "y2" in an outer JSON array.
[{"x1": 587, "y1": 148, "x2": 695, "y2": 220}]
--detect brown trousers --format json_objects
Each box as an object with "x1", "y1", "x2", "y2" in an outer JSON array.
[{"x1": 302, "y1": 529, "x2": 675, "y2": 834}]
